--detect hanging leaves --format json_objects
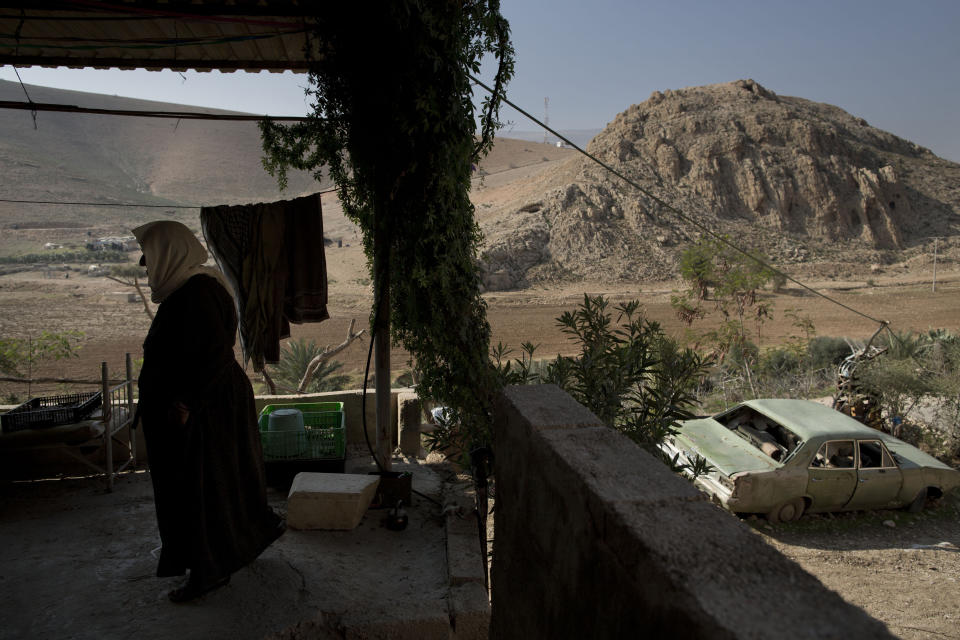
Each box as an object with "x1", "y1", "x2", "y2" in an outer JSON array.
[{"x1": 260, "y1": 1, "x2": 515, "y2": 451}]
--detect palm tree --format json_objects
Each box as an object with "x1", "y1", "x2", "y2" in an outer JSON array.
[{"x1": 268, "y1": 338, "x2": 351, "y2": 393}]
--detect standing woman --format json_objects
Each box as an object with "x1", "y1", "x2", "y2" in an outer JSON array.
[{"x1": 133, "y1": 220, "x2": 284, "y2": 603}]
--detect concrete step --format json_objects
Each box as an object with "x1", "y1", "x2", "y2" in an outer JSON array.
[{"x1": 287, "y1": 472, "x2": 380, "y2": 530}]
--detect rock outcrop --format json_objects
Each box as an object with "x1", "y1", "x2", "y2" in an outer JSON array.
[{"x1": 480, "y1": 80, "x2": 960, "y2": 290}]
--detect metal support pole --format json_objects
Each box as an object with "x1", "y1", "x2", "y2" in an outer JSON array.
[
  {"x1": 374, "y1": 197, "x2": 392, "y2": 472},
  {"x1": 932, "y1": 237, "x2": 939, "y2": 293},
  {"x1": 375, "y1": 294, "x2": 392, "y2": 471},
  {"x1": 101, "y1": 361, "x2": 113, "y2": 492},
  {"x1": 126, "y1": 352, "x2": 136, "y2": 468}
]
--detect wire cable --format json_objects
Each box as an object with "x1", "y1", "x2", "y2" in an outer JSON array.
[
  {"x1": 0, "y1": 99, "x2": 310, "y2": 121},
  {"x1": 361, "y1": 319, "x2": 385, "y2": 474},
  {"x1": 0, "y1": 198, "x2": 193, "y2": 208},
  {"x1": 469, "y1": 75, "x2": 889, "y2": 327},
  {"x1": 11, "y1": 9, "x2": 36, "y2": 129},
  {"x1": 0, "y1": 188, "x2": 338, "y2": 209}
]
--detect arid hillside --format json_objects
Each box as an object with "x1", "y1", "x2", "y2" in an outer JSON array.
[
  {"x1": 0, "y1": 79, "x2": 322, "y2": 243},
  {"x1": 1, "y1": 79, "x2": 958, "y2": 397},
  {"x1": 478, "y1": 80, "x2": 960, "y2": 290}
]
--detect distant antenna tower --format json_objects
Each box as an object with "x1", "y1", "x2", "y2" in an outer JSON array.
[{"x1": 543, "y1": 97, "x2": 550, "y2": 144}]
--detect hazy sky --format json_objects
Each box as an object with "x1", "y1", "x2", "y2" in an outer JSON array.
[{"x1": 1, "y1": 0, "x2": 958, "y2": 161}]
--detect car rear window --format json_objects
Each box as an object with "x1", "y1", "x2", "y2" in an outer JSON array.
[{"x1": 858, "y1": 440, "x2": 896, "y2": 468}]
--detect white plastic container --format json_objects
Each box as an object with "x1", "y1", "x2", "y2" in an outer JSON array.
[{"x1": 266, "y1": 408, "x2": 306, "y2": 457}]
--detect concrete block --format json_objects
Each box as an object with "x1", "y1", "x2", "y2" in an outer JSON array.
[
  {"x1": 500, "y1": 385, "x2": 603, "y2": 432},
  {"x1": 397, "y1": 392, "x2": 422, "y2": 456},
  {"x1": 287, "y1": 472, "x2": 379, "y2": 530},
  {"x1": 446, "y1": 512, "x2": 486, "y2": 586},
  {"x1": 540, "y1": 427, "x2": 704, "y2": 507},
  {"x1": 449, "y1": 582, "x2": 490, "y2": 640}
]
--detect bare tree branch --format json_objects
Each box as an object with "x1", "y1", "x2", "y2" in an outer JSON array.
[
  {"x1": 297, "y1": 318, "x2": 366, "y2": 393},
  {"x1": 260, "y1": 367, "x2": 277, "y2": 395},
  {"x1": 133, "y1": 276, "x2": 154, "y2": 321},
  {"x1": 103, "y1": 275, "x2": 154, "y2": 320}
]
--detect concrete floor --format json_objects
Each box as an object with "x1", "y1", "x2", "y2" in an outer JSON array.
[{"x1": 0, "y1": 457, "x2": 489, "y2": 640}]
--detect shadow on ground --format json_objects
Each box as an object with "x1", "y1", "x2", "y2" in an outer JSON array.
[{"x1": 0, "y1": 458, "x2": 483, "y2": 640}]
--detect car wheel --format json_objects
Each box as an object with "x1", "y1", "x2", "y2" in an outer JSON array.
[
  {"x1": 906, "y1": 488, "x2": 927, "y2": 514},
  {"x1": 767, "y1": 498, "x2": 805, "y2": 524}
]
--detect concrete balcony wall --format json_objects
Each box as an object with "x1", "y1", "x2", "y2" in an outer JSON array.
[{"x1": 490, "y1": 384, "x2": 895, "y2": 640}]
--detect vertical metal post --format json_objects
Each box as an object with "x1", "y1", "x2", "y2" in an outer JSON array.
[
  {"x1": 542, "y1": 97, "x2": 549, "y2": 144},
  {"x1": 101, "y1": 361, "x2": 113, "y2": 492},
  {"x1": 375, "y1": 285, "x2": 392, "y2": 471},
  {"x1": 126, "y1": 352, "x2": 136, "y2": 468},
  {"x1": 932, "y1": 237, "x2": 938, "y2": 293},
  {"x1": 374, "y1": 196, "x2": 392, "y2": 472}
]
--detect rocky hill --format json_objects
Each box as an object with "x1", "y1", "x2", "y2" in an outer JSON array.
[
  {"x1": 479, "y1": 80, "x2": 960, "y2": 290},
  {"x1": 3, "y1": 78, "x2": 958, "y2": 293}
]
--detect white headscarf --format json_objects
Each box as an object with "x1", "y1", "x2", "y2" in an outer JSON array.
[{"x1": 132, "y1": 221, "x2": 230, "y2": 303}]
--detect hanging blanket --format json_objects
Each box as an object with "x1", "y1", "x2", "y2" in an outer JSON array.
[{"x1": 201, "y1": 193, "x2": 329, "y2": 370}]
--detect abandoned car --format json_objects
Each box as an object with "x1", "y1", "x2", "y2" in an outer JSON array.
[{"x1": 659, "y1": 399, "x2": 960, "y2": 522}]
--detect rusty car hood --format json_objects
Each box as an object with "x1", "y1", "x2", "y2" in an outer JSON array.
[{"x1": 671, "y1": 417, "x2": 781, "y2": 477}]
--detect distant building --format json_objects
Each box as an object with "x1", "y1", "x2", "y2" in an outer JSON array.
[{"x1": 86, "y1": 235, "x2": 137, "y2": 252}]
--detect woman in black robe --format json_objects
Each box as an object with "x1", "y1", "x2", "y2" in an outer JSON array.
[{"x1": 133, "y1": 220, "x2": 284, "y2": 603}]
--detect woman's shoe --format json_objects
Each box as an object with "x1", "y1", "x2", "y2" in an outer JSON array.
[{"x1": 168, "y1": 575, "x2": 230, "y2": 603}]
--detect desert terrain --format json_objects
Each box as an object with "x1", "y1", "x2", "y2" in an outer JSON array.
[
  {"x1": 0, "y1": 148, "x2": 956, "y2": 395},
  {"x1": 1, "y1": 82, "x2": 959, "y2": 639}
]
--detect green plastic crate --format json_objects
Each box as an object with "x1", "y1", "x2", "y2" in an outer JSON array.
[{"x1": 258, "y1": 402, "x2": 345, "y2": 461}]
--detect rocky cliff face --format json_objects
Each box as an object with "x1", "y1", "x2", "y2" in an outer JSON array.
[{"x1": 480, "y1": 80, "x2": 960, "y2": 290}]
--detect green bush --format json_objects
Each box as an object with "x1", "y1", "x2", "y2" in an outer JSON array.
[
  {"x1": 759, "y1": 347, "x2": 802, "y2": 376},
  {"x1": 806, "y1": 336, "x2": 851, "y2": 370},
  {"x1": 722, "y1": 338, "x2": 759, "y2": 373},
  {"x1": 0, "y1": 249, "x2": 128, "y2": 265},
  {"x1": 529, "y1": 295, "x2": 711, "y2": 463}
]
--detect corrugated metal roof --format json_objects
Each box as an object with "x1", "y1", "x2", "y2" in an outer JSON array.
[{"x1": 0, "y1": 1, "x2": 316, "y2": 72}]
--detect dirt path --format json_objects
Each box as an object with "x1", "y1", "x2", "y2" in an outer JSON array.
[
  {"x1": 2, "y1": 269, "x2": 959, "y2": 399},
  {"x1": 751, "y1": 495, "x2": 960, "y2": 640}
]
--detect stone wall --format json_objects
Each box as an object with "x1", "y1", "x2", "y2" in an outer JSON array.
[{"x1": 490, "y1": 384, "x2": 895, "y2": 639}]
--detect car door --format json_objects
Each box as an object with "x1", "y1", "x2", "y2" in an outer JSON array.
[
  {"x1": 845, "y1": 439, "x2": 903, "y2": 510},
  {"x1": 806, "y1": 440, "x2": 857, "y2": 511}
]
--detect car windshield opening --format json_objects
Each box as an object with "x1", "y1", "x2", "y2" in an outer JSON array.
[{"x1": 716, "y1": 406, "x2": 803, "y2": 462}]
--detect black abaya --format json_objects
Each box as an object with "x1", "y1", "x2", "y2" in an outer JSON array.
[{"x1": 138, "y1": 274, "x2": 281, "y2": 583}]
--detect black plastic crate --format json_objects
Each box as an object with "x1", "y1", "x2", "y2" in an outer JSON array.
[{"x1": 1, "y1": 392, "x2": 102, "y2": 433}]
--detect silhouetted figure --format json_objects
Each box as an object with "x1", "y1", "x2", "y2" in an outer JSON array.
[{"x1": 133, "y1": 221, "x2": 284, "y2": 603}]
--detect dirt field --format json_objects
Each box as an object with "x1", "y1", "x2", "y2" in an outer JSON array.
[
  {"x1": 2, "y1": 148, "x2": 959, "y2": 638},
  {"x1": 753, "y1": 495, "x2": 960, "y2": 640},
  {"x1": 1, "y1": 262, "x2": 957, "y2": 397}
]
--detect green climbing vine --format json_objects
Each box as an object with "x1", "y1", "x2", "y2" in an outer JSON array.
[{"x1": 259, "y1": 2, "x2": 514, "y2": 454}]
